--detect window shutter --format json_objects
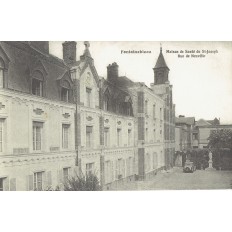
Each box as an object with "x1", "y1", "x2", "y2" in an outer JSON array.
[
  {"x1": 10, "y1": 178, "x2": 16, "y2": 191},
  {"x1": 28, "y1": 175, "x2": 33, "y2": 191},
  {"x1": 115, "y1": 160, "x2": 118, "y2": 179},
  {"x1": 42, "y1": 172, "x2": 47, "y2": 190},
  {"x1": 126, "y1": 158, "x2": 129, "y2": 177},
  {"x1": 132, "y1": 158, "x2": 135, "y2": 175},
  {"x1": 122, "y1": 159, "x2": 125, "y2": 178},
  {"x1": 111, "y1": 161, "x2": 114, "y2": 182},
  {"x1": 47, "y1": 171, "x2": 52, "y2": 187},
  {"x1": 3, "y1": 177, "x2": 9, "y2": 191},
  {"x1": 57, "y1": 170, "x2": 62, "y2": 184}
]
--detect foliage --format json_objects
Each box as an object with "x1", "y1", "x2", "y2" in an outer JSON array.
[
  {"x1": 189, "y1": 149, "x2": 209, "y2": 169},
  {"x1": 208, "y1": 129, "x2": 232, "y2": 150},
  {"x1": 208, "y1": 129, "x2": 232, "y2": 170},
  {"x1": 64, "y1": 171, "x2": 102, "y2": 191}
]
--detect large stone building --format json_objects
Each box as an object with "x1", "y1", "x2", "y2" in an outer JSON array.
[{"x1": 0, "y1": 41, "x2": 174, "y2": 190}]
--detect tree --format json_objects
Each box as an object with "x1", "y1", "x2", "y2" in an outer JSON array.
[
  {"x1": 208, "y1": 129, "x2": 232, "y2": 150},
  {"x1": 208, "y1": 129, "x2": 232, "y2": 169}
]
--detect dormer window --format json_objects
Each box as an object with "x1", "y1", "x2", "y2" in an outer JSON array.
[
  {"x1": 32, "y1": 78, "x2": 43, "y2": 96},
  {"x1": 58, "y1": 75, "x2": 73, "y2": 103},
  {"x1": 32, "y1": 71, "x2": 44, "y2": 97},
  {"x1": 104, "y1": 95, "x2": 110, "y2": 111},
  {"x1": 61, "y1": 87, "x2": 69, "y2": 102}
]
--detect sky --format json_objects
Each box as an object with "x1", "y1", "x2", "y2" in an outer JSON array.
[{"x1": 50, "y1": 41, "x2": 232, "y2": 124}]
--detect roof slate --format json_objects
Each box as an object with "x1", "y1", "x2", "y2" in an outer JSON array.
[
  {"x1": 1, "y1": 42, "x2": 72, "y2": 102},
  {"x1": 154, "y1": 50, "x2": 169, "y2": 69}
]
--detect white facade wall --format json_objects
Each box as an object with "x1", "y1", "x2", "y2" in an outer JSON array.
[{"x1": 0, "y1": 89, "x2": 76, "y2": 190}]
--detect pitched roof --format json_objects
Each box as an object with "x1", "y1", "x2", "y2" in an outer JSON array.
[
  {"x1": 195, "y1": 119, "x2": 211, "y2": 127},
  {"x1": 0, "y1": 41, "x2": 73, "y2": 102},
  {"x1": 154, "y1": 48, "x2": 169, "y2": 69},
  {"x1": 117, "y1": 76, "x2": 136, "y2": 89},
  {"x1": 175, "y1": 117, "x2": 195, "y2": 125},
  {"x1": 196, "y1": 118, "x2": 220, "y2": 127}
]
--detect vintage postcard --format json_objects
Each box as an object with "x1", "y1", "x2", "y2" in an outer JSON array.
[{"x1": 0, "y1": 41, "x2": 231, "y2": 191}]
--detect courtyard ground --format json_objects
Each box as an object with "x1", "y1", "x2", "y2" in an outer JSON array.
[{"x1": 111, "y1": 167, "x2": 232, "y2": 190}]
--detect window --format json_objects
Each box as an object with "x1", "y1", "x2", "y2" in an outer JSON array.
[
  {"x1": 0, "y1": 63, "x2": 4, "y2": 88},
  {"x1": 0, "y1": 178, "x2": 3, "y2": 191},
  {"x1": 32, "y1": 78, "x2": 43, "y2": 96},
  {"x1": 105, "y1": 161, "x2": 111, "y2": 183},
  {"x1": 153, "y1": 104, "x2": 156, "y2": 119},
  {"x1": 153, "y1": 129, "x2": 156, "y2": 142},
  {"x1": 86, "y1": 126, "x2": 93, "y2": 148},
  {"x1": 128, "y1": 129, "x2": 132, "y2": 146},
  {"x1": 146, "y1": 153, "x2": 150, "y2": 172},
  {"x1": 61, "y1": 87, "x2": 69, "y2": 102},
  {"x1": 0, "y1": 119, "x2": 4, "y2": 152},
  {"x1": 118, "y1": 159, "x2": 124, "y2": 178},
  {"x1": 145, "y1": 100, "x2": 148, "y2": 114},
  {"x1": 62, "y1": 124, "x2": 70, "y2": 149},
  {"x1": 104, "y1": 127, "x2": 110, "y2": 147},
  {"x1": 153, "y1": 153, "x2": 157, "y2": 169},
  {"x1": 33, "y1": 122, "x2": 43, "y2": 151},
  {"x1": 117, "y1": 128, "x2": 121, "y2": 146},
  {"x1": 86, "y1": 163, "x2": 94, "y2": 176},
  {"x1": 146, "y1": 128, "x2": 148, "y2": 142},
  {"x1": 160, "y1": 108, "x2": 162, "y2": 120},
  {"x1": 34, "y1": 172, "x2": 43, "y2": 191},
  {"x1": 63, "y1": 167, "x2": 70, "y2": 181},
  {"x1": 32, "y1": 70, "x2": 44, "y2": 96},
  {"x1": 86, "y1": 88, "x2": 91, "y2": 107},
  {"x1": 127, "y1": 157, "x2": 133, "y2": 176}
]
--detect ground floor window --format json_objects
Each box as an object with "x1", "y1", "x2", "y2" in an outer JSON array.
[
  {"x1": 63, "y1": 167, "x2": 71, "y2": 182},
  {"x1": 34, "y1": 172, "x2": 43, "y2": 191},
  {"x1": 86, "y1": 163, "x2": 94, "y2": 176},
  {"x1": 0, "y1": 178, "x2": 3, "y2": 191}
]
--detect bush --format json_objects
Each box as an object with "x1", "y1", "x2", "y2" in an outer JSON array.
[{"x1": 64, "y1": 171, "x2": 102, "y2": 191}]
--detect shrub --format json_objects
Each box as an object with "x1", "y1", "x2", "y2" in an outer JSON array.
[{"x1": 64, "y1": 171, "x2": 102, "y2": 191}]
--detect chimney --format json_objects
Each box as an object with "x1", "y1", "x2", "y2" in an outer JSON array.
[
  {"x1": 179, "y1": 115, "x2": 185, "y2": 118},
  {"x1": 107, "y1": 62, "x2": 119, "y2": 83},
  {"x1": 62, "y1": 41, "x2": 77, "y2": 64},
  {"x1": 30, "y1": 41, "x2": 49, "y2": 54}
]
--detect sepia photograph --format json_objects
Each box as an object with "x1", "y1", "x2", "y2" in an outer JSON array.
[{"x1": 0, "y1": 41, "x2": 231, "y2": 191}]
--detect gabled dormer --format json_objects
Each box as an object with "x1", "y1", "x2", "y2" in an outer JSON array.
[
  {"x1": 0, "y1": 45, "x2": 10, "y2": 88},
  {"x1": 30, "y1": 59, "x2": 48, "y2": 97},
  {"x1": 57, "y1": 71, "x2": 74, "y2": 103}
]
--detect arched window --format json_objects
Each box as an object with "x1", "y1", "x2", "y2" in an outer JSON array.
[
  {"x1": 32, "y1": 70, "x2": 44, "y2": 96},
  {"x1": 0, "y1": 58, "x2": 5, "y2": 88}
]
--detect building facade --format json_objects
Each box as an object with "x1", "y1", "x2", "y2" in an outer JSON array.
[{"x1": 0, "y1": 42, "x2": 77, "y2": 191}]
